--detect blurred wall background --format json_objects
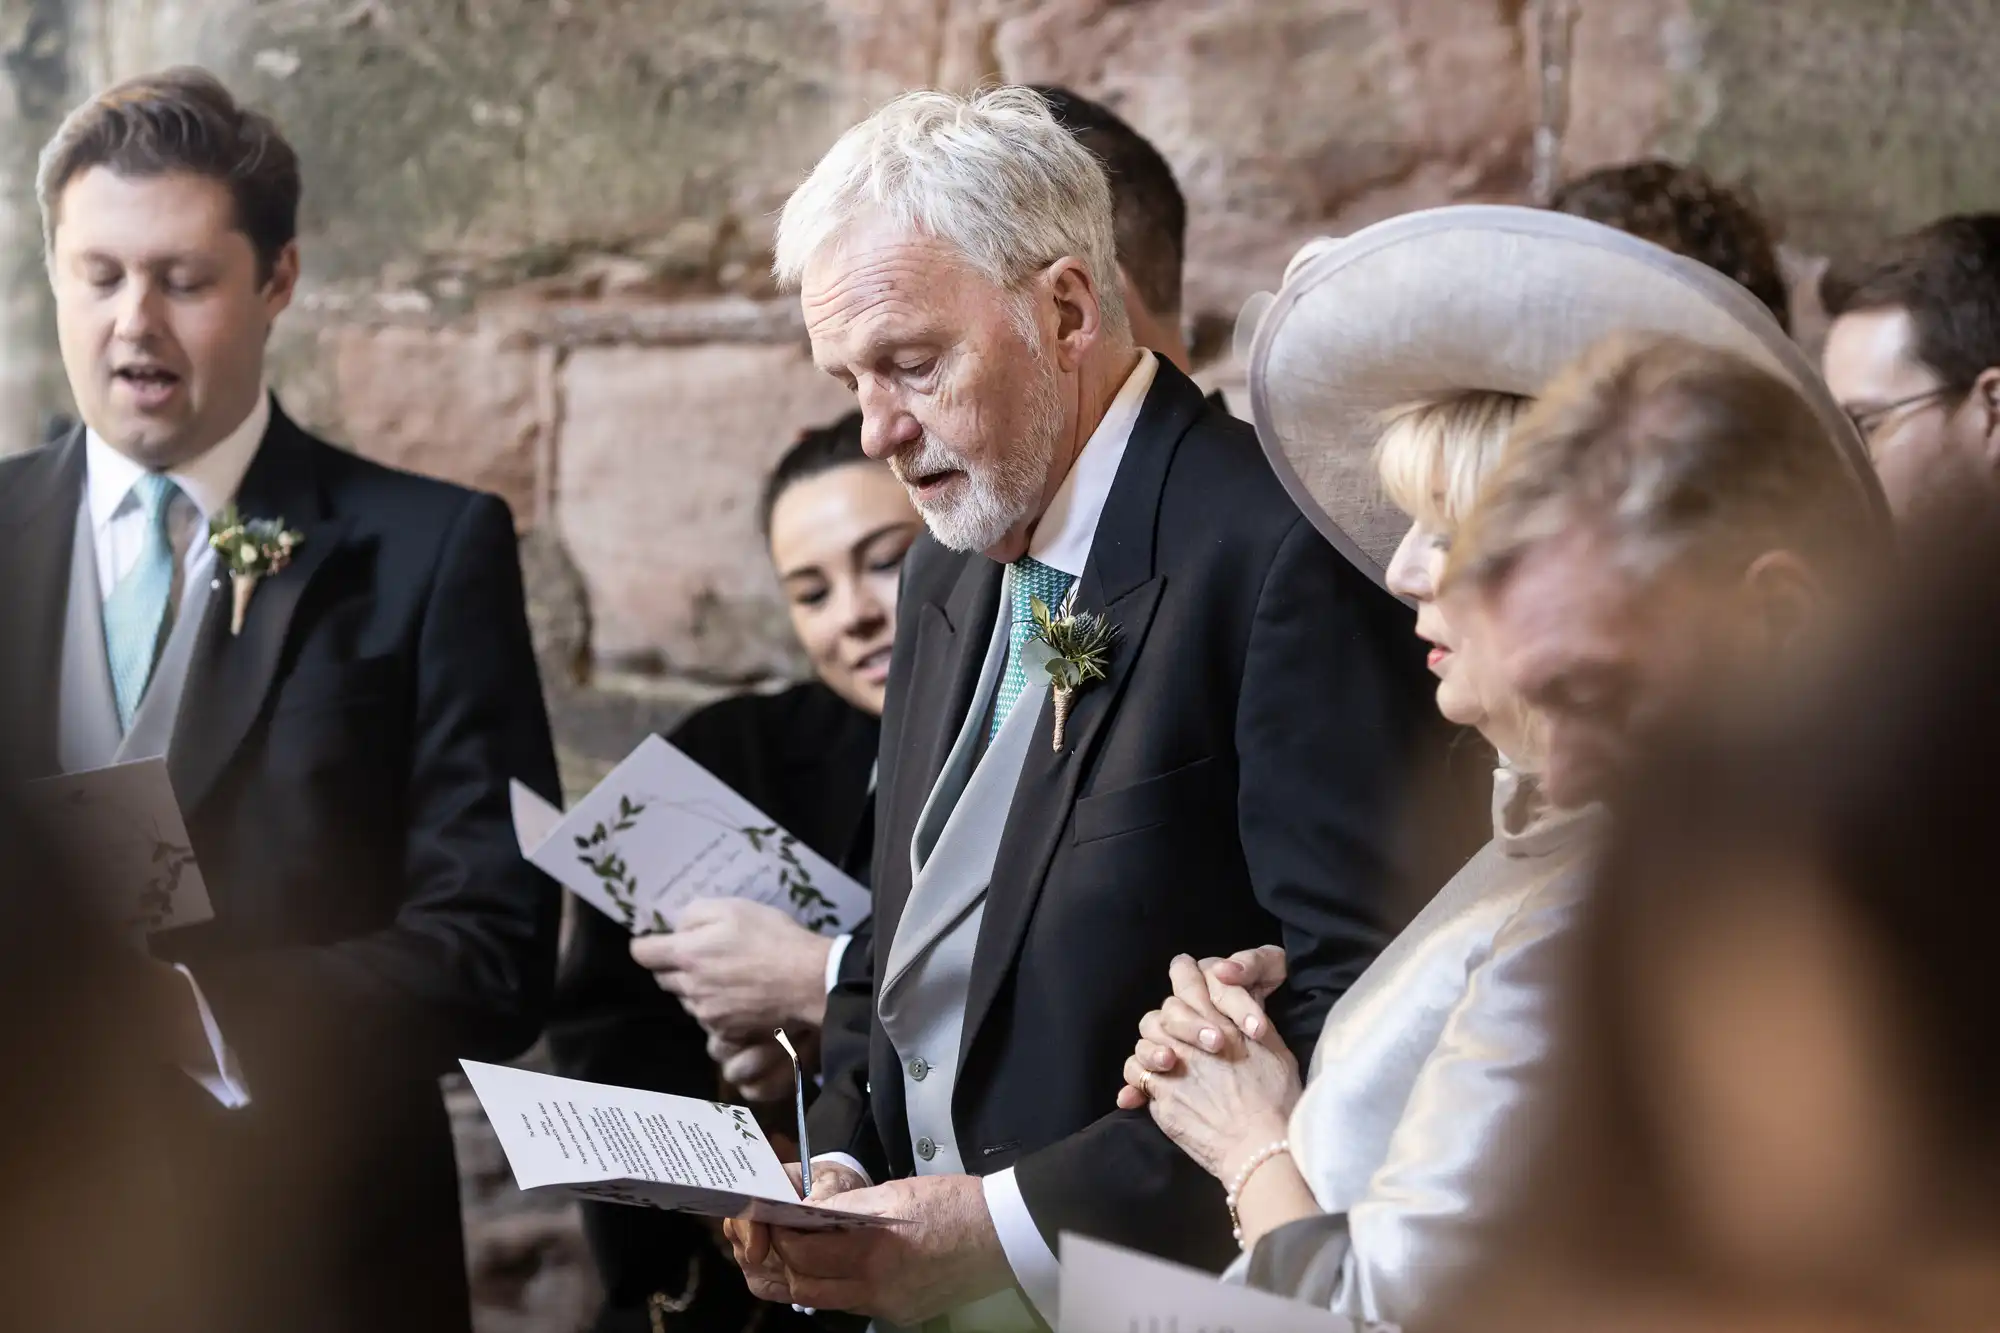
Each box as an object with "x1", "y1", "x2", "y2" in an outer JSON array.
[{"x1": 1, "y1": 2, "x2": 1995, "y2": 1327}]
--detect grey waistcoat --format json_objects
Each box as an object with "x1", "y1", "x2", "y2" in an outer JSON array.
[
  {"x1": 58, "y1": 501, "x2": 215, "y2": 774},
  {"x1": 877, "y1": 565, "x2": 1045, "y2": 1333}
]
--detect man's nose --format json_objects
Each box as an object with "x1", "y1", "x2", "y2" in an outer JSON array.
[
  {"x1": 112, "y1": 281, "x2": 165, "y2": 341},
  {"x1": 858, "y1": 389, "x2": 920, "y2": 461}
]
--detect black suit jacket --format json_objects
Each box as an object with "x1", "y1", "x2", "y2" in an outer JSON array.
[
  {"x1": 811, "y1": 359, "x2": 1474, "y2": 1276},
  {"x1": 0, "y1": 404, "x2": 561, "y2": 1333},
  {"x1": 547, "y1": 681, "x2": 877, "y2": 1332}
]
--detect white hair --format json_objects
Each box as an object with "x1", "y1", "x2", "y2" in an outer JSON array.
[{"x1": 774, "y1": 85, "x2": 1129, "y2": 338}]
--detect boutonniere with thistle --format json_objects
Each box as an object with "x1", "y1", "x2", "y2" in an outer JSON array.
[
  {"x1": 1020, "y1": 589, "x2": 1118, "y2": 752},
  {"x1": 208, "y1": 504, "x2": 303, "y2": 636}
]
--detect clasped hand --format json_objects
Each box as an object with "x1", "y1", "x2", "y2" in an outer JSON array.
[
  {"x1": 723, "y1": 1163, "x2": 1012, "y2": 1324},
  {"x1": 1118, "y1": 947, "x2": 1303, "y2": 1183}
]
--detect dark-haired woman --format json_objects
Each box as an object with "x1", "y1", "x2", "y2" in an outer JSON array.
[{"x1": 547, "y1": 411, "x2": 920, "y2": 1333}]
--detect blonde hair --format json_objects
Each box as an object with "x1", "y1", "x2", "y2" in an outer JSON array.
[
  {"x1": 774, "y1": 86, "x2": 1129, "y2": 339},
  {"x1": 1374, "y1": 391, "x2": 1531, "y2": 532},
  {"x1": 1448, "y1": 333, "x2": 1884, "y2": 594}
]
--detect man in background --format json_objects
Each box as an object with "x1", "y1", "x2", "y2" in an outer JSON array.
[
  {"x1": 1553, "y1": 159, "x2": 1793, "y2": 333},
  {"x1": 0, "y1": 68, "x2": 559, "y2": 1332},
  {"x1": 1820, "y1": 214, "x2": 2000, "y2": 529},
  {"x1": 1036, "y1": 85, "x2": 1197, "y2": 375}
]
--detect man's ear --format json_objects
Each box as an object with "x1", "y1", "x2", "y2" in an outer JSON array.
[
  {"x1": 1044, "y1": 256, "x2": 1104, "y2": 371},
  {"x1": 262, "y1": 240, "x2": 301, "y2": 320},
  {"x1": 1740, "y1": 550, "x2": 1829, "y2": 656},
  {"x1": 1970, "y1": 366, "x2": 2000, "y2": 474}
]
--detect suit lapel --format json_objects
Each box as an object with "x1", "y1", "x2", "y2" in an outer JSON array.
[
  {"x1": 168, "y1": 408, "x2": 350, "y2": 815},
  {"x1": 0, "y1": 429, "x2": 86, "y2": 777},
  {"x1": 876, "y1": 555, "x2": 1003, "y2": 946},
  {"x1": 959, "y1": 360, "x2": 1210, "y2": 1064}
]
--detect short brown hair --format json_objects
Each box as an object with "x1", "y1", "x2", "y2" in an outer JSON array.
[
  {"x1": 37, "y1": 67, "x2": 300, "y2": 281},
  {"x1": 1553, "y1": 160, "x2": 1791, "y2": 333},
  {"x1": 1033, "y1": 86, "x2": 1186, "y2": 317},
  {"x1": 1449, "y1": 334, "x2": 1882, "y2": 595},
  {"x1": 1821, "y1": 214, "x2": 2000, "y2": 399}
]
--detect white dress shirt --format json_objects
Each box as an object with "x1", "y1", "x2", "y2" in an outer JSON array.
[
  {"x1": 83, "y1": 391, "x2": 270, "y2": 1109},
  {"x1": 814, "y1": 350, "x2": 1159, "y2": 1325}
]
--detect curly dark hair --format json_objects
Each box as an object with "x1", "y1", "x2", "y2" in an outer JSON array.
[{"x1": 1552, "y1": 160, "x2": 1790, "y2": 333}]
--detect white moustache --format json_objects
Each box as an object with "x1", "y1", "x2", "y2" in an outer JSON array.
[{"x1": 892, "y1": 436, "x2": 972, "y2": 488}]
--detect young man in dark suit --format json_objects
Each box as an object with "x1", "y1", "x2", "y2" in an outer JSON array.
[
  {"x1": 0, "y1": 68, "x2": 560, "y2": 1332},
  {"x1": 725, "y1": 86, "x2": 1464, "y2": 1329}
]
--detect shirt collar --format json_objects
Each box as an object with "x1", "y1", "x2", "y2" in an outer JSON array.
[
  {"x1": 1027, "y1": 349, "x2": 1157, "y2": 577},
  {"x1": 85, "y1": 390, "x2": 272, "y2": 534}
]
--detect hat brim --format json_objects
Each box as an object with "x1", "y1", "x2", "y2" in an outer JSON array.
[{"x1": 1246, "y1": 205, "x2": 1881, "y2": 587}]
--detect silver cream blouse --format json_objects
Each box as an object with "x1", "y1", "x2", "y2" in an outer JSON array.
[{"x1": 1238, "y1": 767, "x2": 1602, "y2": 1326}]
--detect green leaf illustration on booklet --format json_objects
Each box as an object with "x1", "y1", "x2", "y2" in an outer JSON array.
[
  {"x1": 511, "y1": 735, "x2": 870, "y2": 940},
  {"x1": 710, "y1": 1103, "x2": 760, "y2": 1142}
]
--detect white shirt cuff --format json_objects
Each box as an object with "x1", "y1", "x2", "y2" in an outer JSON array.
[
  {"x1": 823, "y1": 932, "x2": 852, "y2": 994},
  {"x1": 173, "y1": 964, "x2": 252, "y2": 1108},
  {"x1": 807, "y1": 1152, "x2": 873, "y2": 1192},
  {"x1": 984, "y1": 1166, "x2": 1059, "y2": 1323}
]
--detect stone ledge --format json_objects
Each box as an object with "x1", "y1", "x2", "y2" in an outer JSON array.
[{"x1": 293, "y1": 290, "x2": 808, "y2": 349}]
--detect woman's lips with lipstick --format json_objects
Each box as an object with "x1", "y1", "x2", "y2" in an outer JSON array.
[{"x1": 1426, "y1": 645, "x2": 1453, "y2": 671}]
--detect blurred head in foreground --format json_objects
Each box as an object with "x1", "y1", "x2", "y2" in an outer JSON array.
[
  {"x1": 0, "y1": 784, "x2": 205, "y2": 1331},
  {"x1": 1432, "y1": 521, "x2": 2000, "y2": 1333},
  {"x1": 1446, "y1": 333, "x2": 1887, "y2": 808}
]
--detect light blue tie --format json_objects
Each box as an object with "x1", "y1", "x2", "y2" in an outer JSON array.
[
  {"x1": 103, "y1": 472, "x2": 181, "y2": 732},
  {"x1": 990, "y1": 556, "x2": 1075, "y2": 740}
]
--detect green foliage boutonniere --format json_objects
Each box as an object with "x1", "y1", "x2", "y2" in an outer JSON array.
[
  {"x1": 1021, "y1": 593, "x2": 1118, "y2": 752},
  {"x1": 208, "y1": 505, "x2": 303, "y2": 635}
]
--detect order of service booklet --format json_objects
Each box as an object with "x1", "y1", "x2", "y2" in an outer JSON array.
[
  {"x1": 25, "y1": 756, "x2": 214, "y2": 937},
  {"x1": 1057, "y1": 1233, "x2": 1369, "y2": 1333},
  {"x1": 510, "y1": 734, "x2": 870, "y2": 936},
  {"x1": 460, "y1": 1061, "x2": 902, "y2": 1231}
]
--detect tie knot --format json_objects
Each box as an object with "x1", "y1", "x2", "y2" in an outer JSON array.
[
  {"x1": 129, "y1": 471, "x2": 181, "y2": 523},
  {"x1": 1010, "y1": 556, "x2": 1073, "y2": 619}
]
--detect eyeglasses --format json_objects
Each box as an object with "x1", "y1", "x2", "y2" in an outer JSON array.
[{"x1": 1844, "y1": 386, "x2": 1955, "y2": 441}]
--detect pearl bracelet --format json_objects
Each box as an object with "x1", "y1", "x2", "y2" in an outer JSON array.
[{"x1": 1224, "y1": 1138, "x2": 1290, "y2": 1246}]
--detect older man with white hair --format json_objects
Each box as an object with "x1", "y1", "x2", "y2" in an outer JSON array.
[{"x1": 723, "y1": 86, "x2": 1465, "y2": 1329}]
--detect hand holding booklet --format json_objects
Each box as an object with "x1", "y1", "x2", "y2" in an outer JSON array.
[
  {"x1": 460, "y1": 1061, "x2": 904, "y2": 1231},
  {"x1": 512, "y1": 734, "x2": 870, "y2": 936}
]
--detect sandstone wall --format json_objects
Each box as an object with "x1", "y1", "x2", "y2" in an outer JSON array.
[
  {"x1": 8, "y1": 0, "x2": 1998, "y2": 761},
  {"x1": 4, "y1": 2, "x2": 1998, "y2": 1328}
]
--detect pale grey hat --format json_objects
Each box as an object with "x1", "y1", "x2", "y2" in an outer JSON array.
[{"x1": 1238, "y1": 205, "x2": 1880, "y2": 587}]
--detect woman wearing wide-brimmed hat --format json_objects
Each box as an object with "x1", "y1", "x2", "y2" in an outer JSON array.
[{"x1": 1113, "y1": 205, "x2": 1874, "y2": 1326}]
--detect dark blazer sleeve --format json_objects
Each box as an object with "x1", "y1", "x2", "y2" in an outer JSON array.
[
  {"x1": 809, "y1": 914, "x2": 889, "y2": 1178},
  {"x1": 1236, "y1": 516, "x2": 1422, "y2": 1038},
  {"x1": 1012, "y1": 516, "x2": 1427, "y2": 1263},
  {"x1": 195, "y1": 494, "x2": 562, "y2": 1083}
]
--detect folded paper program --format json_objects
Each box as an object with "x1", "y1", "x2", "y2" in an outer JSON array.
[
  {"x1": 460, "y1": 1061, "x2": 905, "y2": 1232},
  {"x1": 511, "y1": 734, "x2": 870, "y2": 936}
]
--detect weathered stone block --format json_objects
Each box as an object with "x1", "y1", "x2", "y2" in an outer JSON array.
[
  {"x1": 989, "y1": 0, "x2": 1535, "y2": 323},
  {"x1": 332, "y1": 325, "x2": 552, "y2": 529},
  {"x1": 556, "y1": 343, "x2": 854, "y2": 682}
]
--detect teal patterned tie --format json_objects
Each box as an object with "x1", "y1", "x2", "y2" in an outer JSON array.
[
  {"x1": 990, "y1": 556, "x2": 1075, "y2": 740},
  {"x1": 103, "y1": 472, "x2": 182, "y2": 732}
]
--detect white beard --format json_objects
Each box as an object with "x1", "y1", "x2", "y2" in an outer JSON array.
[{"x1": 901, "y1": 363, "x2": 1066, "y2": 554}]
